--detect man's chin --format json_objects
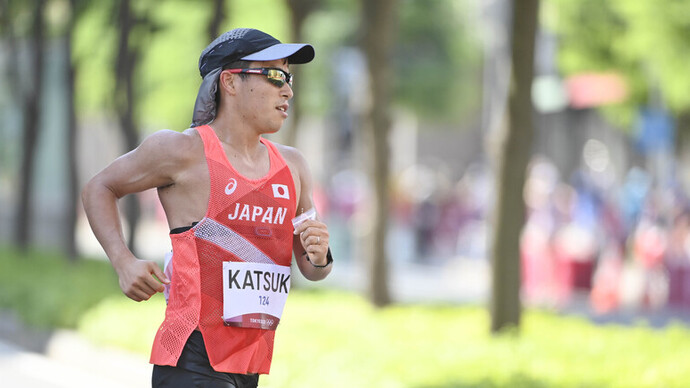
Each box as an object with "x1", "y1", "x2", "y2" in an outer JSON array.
[{"x1": 263, "y1": 124, "x2": 283, "y2": 135}]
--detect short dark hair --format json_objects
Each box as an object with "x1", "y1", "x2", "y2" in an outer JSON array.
[
  {"x1": 216, "y1": 60, "x2": 252, "y2": 103},
  {"x1": 222, "y1": 60, "x2": 252, "y2": 78}
]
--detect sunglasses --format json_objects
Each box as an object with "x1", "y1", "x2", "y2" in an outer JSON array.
[{"x1": 226, "y1": 68, "x2": 293, "y2": 88}]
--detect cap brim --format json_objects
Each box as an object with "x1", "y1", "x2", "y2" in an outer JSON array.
[{"x1": 241, "y1": 43, "x2": 315, "y2": 64}]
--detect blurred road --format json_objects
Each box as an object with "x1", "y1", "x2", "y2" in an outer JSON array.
[
  {"x1": 315, "y1": 258, "x2": 491, "y2": 303},
  {"x1": 0, "y1": 339, "x2": 121, "y2": 388},
  {"x1": 0, "y1": 329, "x2": 150, "y2": 388}
]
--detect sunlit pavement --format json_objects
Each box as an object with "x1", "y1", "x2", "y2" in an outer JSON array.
[{"x1": 0, "y1": 331, "x2": 150, "y2": 388}]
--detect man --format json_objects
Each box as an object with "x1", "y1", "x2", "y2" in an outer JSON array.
[{"x1": 82, "y1": 28, "x2": 333, "y2": 388}]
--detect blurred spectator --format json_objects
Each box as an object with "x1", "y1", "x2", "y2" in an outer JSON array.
[
  {"x1": 620, "y1": 168, "x2": 651, "y2": 235},
  {"x1": 323, "y1": 141, "x2": 690, "y2": 315},
  {"x1": 665, "y1": 210, "x2": 690, "y2": 309},
  {"x1": 627, "y1": 205, "x2": 669, "y2": 310},
  {"x1": 454, "y1": 163, "x2": 492, "y2": 260},
  {"x1": 521, "y1": 157, "x2": 561, "y2": 306},
  {"x1": 590, "y1": 242, "x2": 624, "y2": 313}
]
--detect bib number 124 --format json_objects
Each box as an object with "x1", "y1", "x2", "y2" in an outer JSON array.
[{"x1": 259, "y1": 296, "x2": 270, "y2": 306}]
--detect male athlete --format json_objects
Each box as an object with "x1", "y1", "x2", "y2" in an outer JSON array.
[{"x1": 82, "y1": 28, "x2": 333, "y2": 388}]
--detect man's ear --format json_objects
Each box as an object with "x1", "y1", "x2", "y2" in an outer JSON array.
[{"x1": 219, "y1": 70, "x2": 238, "y2": 96}]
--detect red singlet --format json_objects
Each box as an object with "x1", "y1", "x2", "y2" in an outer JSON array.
[{"x1": 150, "y1": 125, "x2": 296, "y2": 374}]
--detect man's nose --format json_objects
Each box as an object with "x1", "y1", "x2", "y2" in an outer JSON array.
[{"x1": 282, "y1": 83, "x2": 293, "y2": 99}]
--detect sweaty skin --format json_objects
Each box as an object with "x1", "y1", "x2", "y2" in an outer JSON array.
[{"x1": 82, "y1": 59, "x2": 331, "y2": 302}]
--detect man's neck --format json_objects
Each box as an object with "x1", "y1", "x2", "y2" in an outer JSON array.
[{"x1": 209, "y1": 116, "x2": 265, "y2": 159}]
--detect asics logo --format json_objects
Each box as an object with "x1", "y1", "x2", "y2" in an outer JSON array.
[{"x1": 225, "y1": 179, "x2": 238, "y2": 195}]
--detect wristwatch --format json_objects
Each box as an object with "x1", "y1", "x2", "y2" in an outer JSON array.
[{"x1": 306, "y1": 248, "x2": 333, "y2": 268}]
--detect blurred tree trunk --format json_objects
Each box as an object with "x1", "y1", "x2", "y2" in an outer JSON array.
[
  {"x1": 15, "y1": 0, "x2": 46, "y2": 250},
  {"x1": 489, "y1": 0, "x2": 540, "y2": 333},
  {"x1": 64, "y1": 0, "x2": 80, "y2": 260},
  {"x1": 360, "y1": 0, "x2": 398, "y2": 307},
  {"x1": 0, "y1": 0, "x2": 20, "y2": 97},
  {"x1": 676, "y1": 112, "x2": 690, "y2": 156},
  {"x1": 115, "y1": 0, "x2": 141, "y2": 255},
  {"x1": 207, "y1": 0, "x2": 226, "y2": 42},
  {"x1": 284, "y1": 0, "x2": 320, "y2": 147}
]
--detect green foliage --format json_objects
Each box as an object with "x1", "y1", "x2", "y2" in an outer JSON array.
[
  {"x1": 76, "y1": 288, "x2": 690, "y2": 388},
  {"x1": 266, "y1": 292, "x2": 690, "y2": 387},
  {"x1": 136, "y1": 1, "x2": 211, "y2": 131},
  {"x1": 230, "y1": 0, "x2": 290, "y2": 39},
  {"x1": 297, "y1": 1, "x2": 360, "y2": 116},
  {"x1": 613, "y1": 1, "x2": 690, "y2": 112},
  {"x1": 0, "y1": 247, "x2": 121, "y2": 329},
  {"x1": 72, "y1": 0, "x2": 205, "y2": 131},
  {"x1": 298, "y1": 0, "x2": 483, "y2": 123},
  {"x1": 395, "y1": 0, "x2": 482, "y2": 122},
  {"x1": 137, "y1": 0, "x2": 294, "y2": 131},
  {"x1": 2, "y1": 248, "x2": 690, "y2": 387},
  {"x1": 66, "y1": 0, "x2": 483, "y2": 131},
  {"x1": 78, "y1": 294, "x2": 165, "y2": 354},
  {"x1": 545, "y1": 0, "x2": 690, "y2": 127},
  {"x1": 71, "y1": 0, "x2": 294, "y2": 132},
  {"x1": 72, "y1": 0, "x2": 117, "y2": 115}
]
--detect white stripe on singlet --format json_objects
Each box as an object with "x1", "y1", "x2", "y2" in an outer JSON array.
[{"x1": 193, "y1": 218, "x2": 276, "y2": 265}]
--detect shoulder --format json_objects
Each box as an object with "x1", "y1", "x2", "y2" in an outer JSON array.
[
  {"x1": 140, "y1": 128, "x2": 201, "y2": 150},
  {"x1": 273, "y1": 142, "x2": 309, "y2": 174},
  {"x1": 87, "y1": 128, "x2": 204, "y2": 194},
  {"x1": 136, "y1": 128, "x2": 203, "y2": 160}
]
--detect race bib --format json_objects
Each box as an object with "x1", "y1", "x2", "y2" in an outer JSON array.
[{"x1": 222, "y1": 261, "x2": 291, "y2": 330}]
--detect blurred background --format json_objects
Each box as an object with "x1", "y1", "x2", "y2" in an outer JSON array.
[{"x1": 2, "y1": 0, "x2": 690, "y2": 387}]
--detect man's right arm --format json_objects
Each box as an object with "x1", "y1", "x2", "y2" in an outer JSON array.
[{"x1": 81, "y1": 130, "x2": 188, "y2": 301}]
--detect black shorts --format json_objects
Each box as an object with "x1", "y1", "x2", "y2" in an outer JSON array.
[{"x1": 152, "y1": 331, "x2": 260, "y2": 388}]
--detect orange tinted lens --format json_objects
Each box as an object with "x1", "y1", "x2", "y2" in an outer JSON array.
[{"x1": 266, "y1": 69, "x2": 291, "y2": 87}]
